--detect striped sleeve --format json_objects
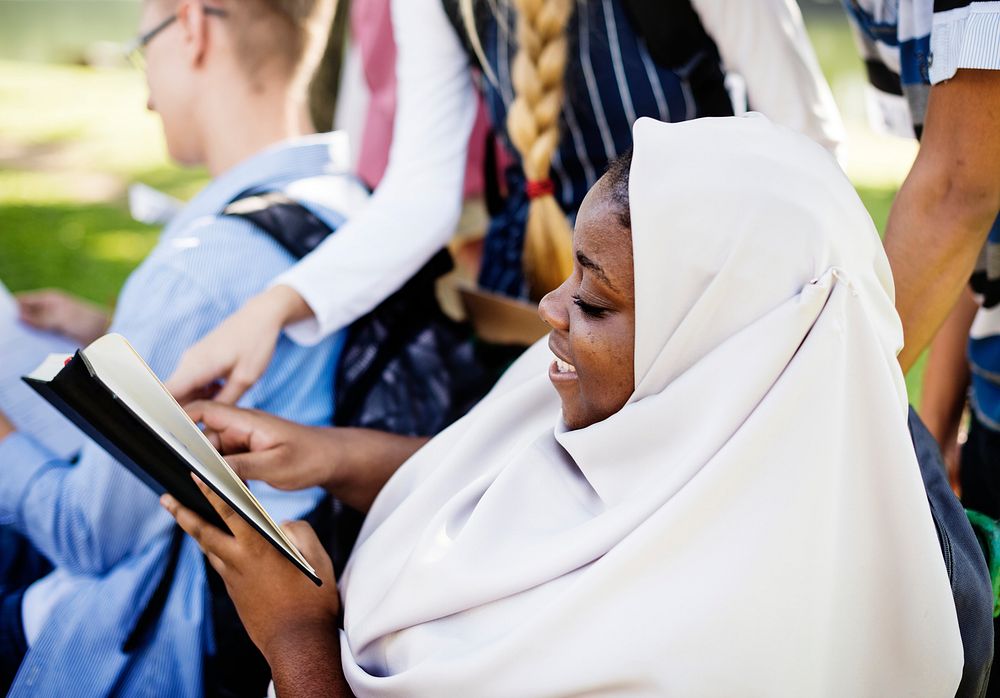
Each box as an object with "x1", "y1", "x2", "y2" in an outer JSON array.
[{"x1": 930, "y1": 0, "x2": 1000, "y2": 82}]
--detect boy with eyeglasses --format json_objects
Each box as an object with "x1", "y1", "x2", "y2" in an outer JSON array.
[{"x1": 0, "y1": 1, "x2": 367, "y2": 694}]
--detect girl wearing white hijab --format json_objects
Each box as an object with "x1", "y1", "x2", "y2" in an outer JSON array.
[{"x1": 164, "y1": 114, "x2": 964, "y2": 696}]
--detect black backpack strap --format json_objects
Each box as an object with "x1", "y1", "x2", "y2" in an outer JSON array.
[
  {"x1": 223, "y1": 190, "x2": 452, "y2": 286},
  {"x1": 223, "y1": 191, "x2": 335, "y2": 259}
]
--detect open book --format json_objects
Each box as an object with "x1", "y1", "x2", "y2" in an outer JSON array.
[{"x1": 23, "y1": 333, "x2": 321, "y2": 585}]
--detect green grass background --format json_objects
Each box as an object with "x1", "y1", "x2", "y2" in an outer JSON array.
[{"x1": 0, "y1": 60, "x2": 208, "y2": 305}]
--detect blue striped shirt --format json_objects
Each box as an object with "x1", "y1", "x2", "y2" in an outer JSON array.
[
  {"x1": 0, "y1": 132, "x2": 367, "y2": 696},
  {"x1": 844, "y1": 0, "x2": 1000, "y2": 136}
]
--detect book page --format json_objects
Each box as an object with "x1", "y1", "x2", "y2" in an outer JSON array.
[
  {"x1": 0, "y1": 281, "x2": 86, "y2": 459},
  {"x1": 26, "y1": 354, "x2": 74, "y2": 382},
  {"x1": 81, "y1": 334, "x2": 314, "y2": 575}
]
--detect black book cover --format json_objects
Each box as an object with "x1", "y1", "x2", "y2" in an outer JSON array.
[{"x1": 23, "y1": 350, "x2": 321, "y2": 585}]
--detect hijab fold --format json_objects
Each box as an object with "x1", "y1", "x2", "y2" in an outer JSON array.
[{"x1": 339, "y1": 115, "x2": 962, "y2": 697}]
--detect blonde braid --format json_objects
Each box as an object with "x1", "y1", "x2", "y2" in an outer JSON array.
[{"x1": 506, "y1": 0, "x2": 575, "y2": 300}]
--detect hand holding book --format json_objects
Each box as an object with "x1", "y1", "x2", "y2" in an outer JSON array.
[
  {"x1": 23, "y1": 333, "x2": 321, "y2": 584},
  {"x1": 183, "y1": 400, "x2": 429, "y2": 514},
  {"x1": 183, "y1": 400, "x2": 340, "y2": 492},
  {"x1": 161, "y1": 476, "x2": 341, "y2": 662}
]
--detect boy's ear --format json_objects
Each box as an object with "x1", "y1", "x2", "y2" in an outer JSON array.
[{"x1": 175, "y1": 1, "x2": 210, "y2": 69}]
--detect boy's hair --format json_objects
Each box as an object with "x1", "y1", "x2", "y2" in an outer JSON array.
[
  {"x1": 229, "y1": 0, "x2": 335, "y2": 90},
  {"x1": 158, "y1": 0, "x2": 335, "y2": 89}
]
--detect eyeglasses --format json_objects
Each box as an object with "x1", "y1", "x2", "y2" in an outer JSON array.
[{"x1": 123, "y1": 5, "x2": 227, "y2": 71}]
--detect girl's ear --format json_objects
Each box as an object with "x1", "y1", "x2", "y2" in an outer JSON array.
[{"x1": 176, "y1": 1, "x2": 210, "y2": 68}]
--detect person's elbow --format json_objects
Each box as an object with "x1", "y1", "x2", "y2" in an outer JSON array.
[
  {"x1": 939, "y1": 164, "x2": 1000, "y2": 229},
  {"x1": 910, "y1": 149, "x2": 1000, "y2": 237}
]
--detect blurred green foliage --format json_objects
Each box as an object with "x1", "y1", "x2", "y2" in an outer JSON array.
[{"x1": 0, "y1": 60, "x2": 207, "y2": 303}]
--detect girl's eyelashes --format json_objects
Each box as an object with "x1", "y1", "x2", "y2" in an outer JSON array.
[{"x1": 573, "y1": 294, "x2": 609, "y2": 318}]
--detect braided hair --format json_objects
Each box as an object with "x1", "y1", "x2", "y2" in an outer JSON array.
[{"x1": 461, "y1": 0, "x2": 576, "y2": 300}]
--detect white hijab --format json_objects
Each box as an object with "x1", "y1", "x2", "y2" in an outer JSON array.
[{"x1": 338, "y1": 115, "x2": 963, "y2": 697}]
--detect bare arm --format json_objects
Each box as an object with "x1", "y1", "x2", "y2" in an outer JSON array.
[
  {"x1": 323, "y1": 428, "x2": 429, "y2": 513},
  {"x1": 919, "y1": 287, "x2": 977, "y2": 490},
  {"x1": 888, "y1": 69, "x2": 1000, "y2": 371},
  {"x1": 266, "y1": 627, "x2": 355, "y2": 698},
  {"x1": 185, "y1": 401, "x2": 427, "y2": 512}
]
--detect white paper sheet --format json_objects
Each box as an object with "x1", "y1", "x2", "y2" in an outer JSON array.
[{"x1": 0, "y1": 281, "x2": 86, "y2": 459}]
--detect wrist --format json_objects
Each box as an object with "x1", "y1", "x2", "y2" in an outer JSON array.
[
  {"x1": 321, "y1": 428, "x2": 362, "y2": 493},
  {"x1": 325, "y1": 430, "x2": 428, "y2": 512},
  {"x1": 261, "y1": 617, "x2": 340, "y2": 669},
  {"x1": 266, "y1": 284, "x2": 312, "y2": 325},
  {"x1": 265, "y1": 619, "x2": 353, "y2": 697}
]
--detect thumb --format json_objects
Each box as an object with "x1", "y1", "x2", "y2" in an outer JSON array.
[
  {"x1": 223, "y1": 448, "x2": 283, "y2": 486},
  {"x1": 281, "y1": 520, "x2": 327, "y2": 565},
  {"x1": 223, "y1": 451, "x2": 260, "y2": 483}
]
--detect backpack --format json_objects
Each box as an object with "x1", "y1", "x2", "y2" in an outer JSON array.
[{"x1": 909, "y1": 407, "x2": 994, "y2": 697}]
